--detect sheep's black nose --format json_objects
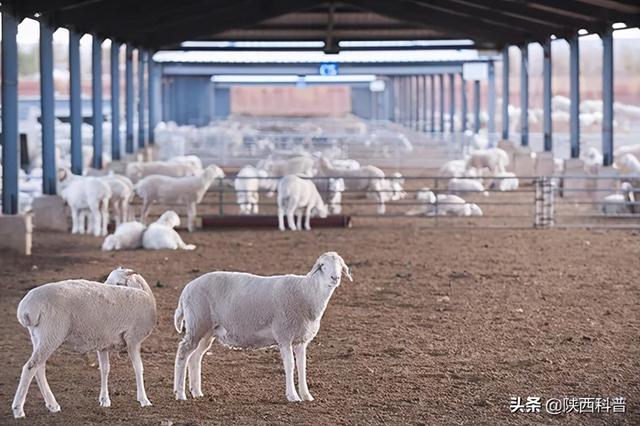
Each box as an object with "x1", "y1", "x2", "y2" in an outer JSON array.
[{"x1": 330, "y1": 275, "x2": 338, "y2": 281}]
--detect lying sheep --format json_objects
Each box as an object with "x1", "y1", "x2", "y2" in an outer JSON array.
[
  {"x1": 448, "y1": 178, "x2": 488, "y2": 196},
  {"x1": 234, "y1": 165, "x2": 270, "y2": 215},
  {"x1": 142, "y1": 211, "x2": 196, "y2": 250},
  {"x1": 601, "y1": 182, "x2": 635, "y2": 215},
  {"x1": 312, "y1": 177, "x2": 346, "y2": 214},
  {"x1": 466, "y1": 148, "x2": 509, "y2": 175},
  {"x1": 58, "y1": 168, "x2": 111, "y2": 237},
  {"x1": 277, "y1": 175, "x2": 329, "y2": 231},
  {"x1": 406, "y1": 190, "x2": 483, "y2": 217},
  {"x1": 12, "y1": 268, "x2": 156, "y2": 418},
  {"x1": 489, "y1": 172, "x2": 519, "y2": 191},
  {"x1": 101, "y1": 221, "x2": 146, "y2": 251},
  {"x1": 126, "y1": 160, "x2": 200, "y2": 183},
  {"x1": 173, "y1": 252, "x2": 352, "y2": 402},
  {"x1": 135, "y1": 165, "x2": 225, "y2": 231}
]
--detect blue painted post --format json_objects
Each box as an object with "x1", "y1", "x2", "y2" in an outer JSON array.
[
  {"x1": 148, "y1": 54, "x2": 158, "y2": 144},
  {"x1": 502, "y1": 47, "x2": 510, "y2": 140},
  {"x1": 474, "y1": 80, "x2": 480, "y2": 133},
  {"x1": 449, "y1": 73, "x2": 455, "y2": 134},
  {"x1": 393, "y1": 77, "x2": 399, "y2": 122},
  {"x1": 125, "y1": 45, "x2": 134, "y2": 154},
  {"x1": 39, "y1": 21, "x2": 56, "y2": 195},
  {"x1": 69, "y1": 32, "x2": 83, "y2": 175},
  {"x1": 602, "y1": 27, "x2": 614, "y2": 166},
  {"x1": 1, "y1": 12, "x2": 19, "y2": 214},
  {"x1": 569, "y1": 34, "x2": 580, "y2": 158},
  {"x1": 543, "y1": 37, "x2": 553, "y2": 152},
  {"x1": 520, "y1": 44, "x2": 529, "y2": 147},
  {"x1": 460, "y1": 73, "x2": 467, "y2": 132},
  {"x1": 415, "y1": 76, "x2": 420, "y2": 130},
  {"x1": 488, "y1": 60, "x2": 496, "y2": 145},
  {"x1": 138, "y1": 50, "x2": 146, "y2": 148},
  {"x1": 422, "y1": 75, "x2": 428, "y2": 132},
  {"x1": 111, "y1": 42, "x2": 121, "y2": 161},
  {"x1": 430, "y1": 75, "x2": 435, "y2": 133},
  {"x1": 92, "y1": 36, "x2": 103, "y2": 169},
  {"x1": 439, "y1": 74, "x2": 445, "y2": 133}
]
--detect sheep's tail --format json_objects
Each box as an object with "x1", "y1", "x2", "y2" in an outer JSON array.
[
  {"x1": 17, "y1": 299, "x2": 42, "y2": 328},
  {"x1": 174, "y1": 298, "x2": 184, "y2": 333}
]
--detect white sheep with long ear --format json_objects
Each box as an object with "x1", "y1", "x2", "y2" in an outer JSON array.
[
  {"x1": 142, "y1": 210, "x2": 196, "y2": 250},
  {"x1": 100, "y1": 174, "x2": 135, "y2": 225},
  {"x1": 125, "y1": 160, "x2": 201, "y2": 183},
  {"x1": 234, "y1": 165, "x2": 271, "y2": 214},
  {"x1": 12, "y1": 268, "x2": 156, "y2": 418},
  {"x1": 101, "y1": 221, "x2": 146, "y2": 251},
  {"x1": 448, "y1": 178, "x2": 489, "y2": 197},
  {"x1": 312, "y1": 177, "x2": 345, "y2": 214},
  {"x1": 173, "y1": 252, "x2": 352, "y2": 402},
  {"x1": 58, "y1": 168, "x2": 112, "y2": 236},
  {"x1": 277, "y1": 175, "x2": 329, "y2": 231},
  {"x1": 601, "y1": 182, "x2": 635, "y2": 215},
  {"x1": 466, "y1": 147, "x2": 510, "y2": 176},
  {"x1": 613, "y1": 153, "x2": 640, "y2": 175}
]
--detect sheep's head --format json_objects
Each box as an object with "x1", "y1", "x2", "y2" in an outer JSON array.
[
  {"x1": 466, "y1": 203, "x2": 483, "y2": 216},
  {"x1": 417, "y1": 188, "x2": 436, "y2": 204},
  {"x1": 105, "y1": 267, "x2": 151, "y2": 291},
  {"x1": 203, "y1": 165, "x2": 225, "y2": 183},
  {"x1": 311, "y1": 252, "x2": 353, "y2": 288},
  {"x1": 156, "y1": 210, "x2": 181, "y2": 228},
  {"x1": 101, "y1": 235, "x2": 120, "y2": 251},
  {"x1": 313, "y1": 202, "x2": 329, "y2": 219},
  {"x1": 329, "y1": 178, "x2": 345, "y2": 193}
]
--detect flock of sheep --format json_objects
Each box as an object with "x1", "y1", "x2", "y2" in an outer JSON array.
[{"x1": 12, "y1": 252, "x2": 352, "y2": 418}]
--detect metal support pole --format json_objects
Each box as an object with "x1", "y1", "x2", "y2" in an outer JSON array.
[
  {"x1": 405, "y1": 76, "x2": 411, "y2": 127},
  {"x1": 543, "y1": 37, "x2": 553, "y2": 152},
  {"x1": 430, "y1": 75, "x2": 436, "y2": 133},
  {"x1": 138, "y1": 50, "x2": 146, "y2": 148},
  {"x1": 520, "y1": 44, "x2": 529, "y2": 147},
  {"x1": 393, "y1": 77, "x2": 399, "y2": 122},
  {"x1": 488, "y1": 60, "x2": 496, "y2": 145},
  {"x1": 474, "y1": 80, "x2": 480, "y2": 133},
  {"x1": 569, "y1": 34, "x2": 580, "y2": 158},
  {"x1": 125, "y1": 45, "x2": 134, "y2": 154},
  {"x1": 415, "y1": 76, "x2": 420, "y2": 130},
  {"x1": 92, "y1": 36, "x2": 103, "y2": 169},
  {"x1": 449, "y1": 74, "x2": 455, "y2": 134},
  {"x1": 69, "y1": 31, "x2": 83, "y2": 175},
  {"x1": 422, "y1": 75, "x2": 428, "y2": 132},
  {"x1": 502, "y1": 47, "x2": 510, "y2": 140},
  {"x1": 111, "y1": 42, "x2": 121, "y2": 160},
  {"x1": 460, "y1": 74, "x2": 467, "y2": 132},
  {"x1": 149, "y1": 55, "x2": 158, "y2": 144},
  {"x1": 39, "y1": 21, "x2": 56, "y2": 194},
  {"x1": 1, "y1": 12, "x2": 19, "y2": 214},
  {"x1": 439, "y1": 74, "x2": 445, "y2": 133},
  {"x1": 602, "y1": 27, "x2": 614, "y2": 166}
]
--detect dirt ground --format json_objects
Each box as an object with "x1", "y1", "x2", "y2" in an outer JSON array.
[{"x1": 0, "y1": 222, "x2": 639, "y2": 425}]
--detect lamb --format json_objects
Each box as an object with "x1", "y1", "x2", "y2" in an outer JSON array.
[
  {"x1": 466, "y1": 148, "x2": 510, "y2": 175},
  {"x1": 58, "y1": 169, "x2": 111, "y2": 236},
  {"x1": 172, "y1": 252, "x2": 352, "y2": 402},
  {"x1": 277, "y1": 175, "x2": 329, "y2": 231},
  {"x1": 447, "y1": 178, "x2": 488, "y2": 196},
  {"x1": 601, "y1": 182, "x2": 635, "y2": 215},
  {"x1": 614, "y1": 153, "x2": 640, "y2": 175},
  {"x1": 312, "y1": 177, "x2": 346, "y2": 214},
  {"x1": 101, "y1": 221, "x2": 146, "y2": 251},
  {"x1": 126, "y1": 160, "x2": 201, "y2": 183},
  {"x1": 583, "y1": 147, "x2": 603, "y2": 174},
  {"x1": 257, "y1": 155, "x2": 315, "y2": 179},
  {"x1": 614, "y1": 144, "x2": 640, "y2": 159},
  {"x1": 234, "y1": 165, "x2": 270, "y2": 214},
  {"x1": 489, "y1": 172, "x2": 519, "y2": 191},
  {"x1": 12, "y1": 268, "x2": 156, "y2": 418},
  {"x1": 101, "y1": 174, "x2": 135, "y2": 225},
  {"x1": 142, "y1": 211, "x2": 196, "y2": 250},
  {"x1": 135, "y1": 165, "x2": 225, "y2": 231}
]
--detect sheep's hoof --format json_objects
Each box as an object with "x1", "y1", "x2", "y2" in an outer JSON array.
[
  {"x1": 286, "y1": 393, "x2": 302, "y2": 402},
  {"x1": 47, "y1": 402, "x2": 61, "y2": 412},
  {"x1": 190, "y1": 389, "x2": 204, "y2": 398},
  {"x1": 138, "y1": 398, "x2": 152, "y2": 407},
  {"x1": 12, "y1": 406, "x2": 25, "y2": 419},
  {"x1": 99, "y1": 397, "x2": 111, "y2": 408},
  {"x1": 300, "y1": 392, "x2": 314, "y2": 402},
  {"x1": 175, "y1": 392, "x2": 187, "y2": 401}
]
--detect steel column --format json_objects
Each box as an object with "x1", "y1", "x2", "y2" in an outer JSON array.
[
  {"x1": 520, "y1": 44, "x2": 529, "y2": 147},
  {"x1": 422, "y1": 75, "x2": 428, "y2": 132},
  {"x1": 69, "y1": 32, "x2": 83, "y2": 175},
  {"x1": 488, "y1": 60, "x2": 496, "y2": 144},
  {"x1": 569, "y1": 34, "x2": 580, "y2": 158},
  {"x1": 449, "y1": 74, "x2": 455, "y2": 133},
  {"x1": 39, "y1": 21, "x2": 56, "y2": 194},
  {"x1": 460, "y1": 73, "x2": 467, "y2": 132},
  {"x1": 111, "y1": 42, "x2": 121, "y2": 160},
  {"x1": 415, "y1": 76, "x2": 420, "y2": 130},
  {"x1": 543, "y1": 37, "x2": 553, "y2": 152},
  {"x1": 125, "y1": 45, "x2": 134, "y2": 153},
  {"x1": 602, "y1": 28, "x2": 614, "y2": 166},
  {"x1": 430, "y1": 75, "x2": 436, "y2": 133},
  {"x1": 439, "y1": 74, "x2": 445, "y2": 133},
  {"x1": 149, "y1": 56, "x2": 158, "y2": 144},
  {"x1": 92, "y1": 36, "x2": 103, "y2": 169},
  {"x1": 138, "y1": 50, "x2": 146, "y2": 148},
  {"x1": 473, "y1": 80, "x2": 480, "y2": 133},
  {"x1": 1, "y1": 12, "x2": 19, "y2": 214},
  {"x1": 393, "y1": 77, "x2": 399, "y2": 122},
  {"x1": 502, "y1": 47, "x2": 510, "y2": 140}
]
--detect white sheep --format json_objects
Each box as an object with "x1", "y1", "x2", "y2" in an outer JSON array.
[
  {"x1": 583, "y1": 147, "x2": 603, "y2": 174},
  {"x1": 490, "y1": 172, "x2": 519, "y2": 191},
  {"x1": 135, "y1": 165, "x2": 225, "y2": 231},
  {"x1": 614, "y1": 153, "x2": 640, "y2": 175},
  {"x1": 234, "y1": 165, "x2": 270, "y2": 214},
  {"x1": 406, "y1": 191, "x2": 483, "y2": 217},
  {"x1": 101, "y1": 174, "x2": 135, "y2": 225},
  {"x1": 312, "y1": 177, "x2": 345, "y2": 214},
  {"x1": 277, "y1": 175, "x2": 329, "y2": 231},
  {"x1": 601, "y1": 182, "x2": 635, "y2": 215},
  {"x1": 126, "y1": 160, "x2": 201, "y2": 183},
  {"x1": 439, "y1": 159, "x2": 467, "y2": 178},
  {"x1": 142, "y1": 210, "x2": 196, "y2": 250},
  {"x1": 169, "y1": 155, "x2": 203, "y2": 170},
  {"x1": 257, "y1": 155, "x2": 315, "y2": 179},
  {"x1": 12, "y1": 268, "x2": 156, "y2": 418},
  {"x1": 101, "y1": 221, "x2": 146, "y2": 251},
  {"x1": 447, "y1": 178, "x2": 488, "y2": 196},
  {"x1": 466, "y1": 148, "x2": 510, "y2": 175},
  {"x1": 614, "y1": 144, "x2": 640, "y2": 159},
  {"x1": 58, "y1": 169, "x2": 111, "y2": 237},
  {"x1": 172, "y1": 252, "x2": 352, "y2": 402}
]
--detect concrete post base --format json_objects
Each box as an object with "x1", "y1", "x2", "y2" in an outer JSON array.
[
  {"x1": 33, "y1": 195, "x2": 69, "y2": 231},
  {"x1": 535, "y1": 152, "x2": 556, "y2": 176},
  {"x1": 512, "y1": 148, "x2": 536, "y2": 182},
  {"x1": 0, "y1": 213, "x2": 33, "y2": 255},
  {"x1": 596, "y1": 167, "x2": 620, "y2": 202},
  {"x1": 562, "y1": 158, "x2": 591, "y2": 200}
]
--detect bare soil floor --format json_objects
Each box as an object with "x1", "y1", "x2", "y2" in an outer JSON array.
[{"x1": 0, "y1": 222, "x2": 639, "y2": 425}]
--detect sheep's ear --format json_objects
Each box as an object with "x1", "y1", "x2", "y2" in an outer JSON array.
[
  {"x1": 313, "y1": 263, "x2": 324, "y2": 275},
  {"x1": 339, "y1": 258, "x2": 353, "y2": 282}
]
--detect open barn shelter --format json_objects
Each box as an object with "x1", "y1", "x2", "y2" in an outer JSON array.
[{"x1": 1, "y1": 1, "x2": 640, "y2": 424}]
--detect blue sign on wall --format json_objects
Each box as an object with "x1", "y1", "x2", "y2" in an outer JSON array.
[{"x1": 319, "y1": 62, "x2": 339, "y2": 76}]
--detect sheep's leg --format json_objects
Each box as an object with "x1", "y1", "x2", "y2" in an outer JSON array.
[
  {"x1": 141, "y1": 198, "x2": 151, "y2": 225},
  {"x1": 113, "y1": 200, "x2": 121, "y2": 227},
  {"x1": 296, "y1": 209, "x2": 303, "y2": 230},
  {"x1": 286, "y1": 206, "x2": 297, "y2": 231},
  {"x1": 12, "y1": 347, "x2": 56, "y2": 418},
  {"x1": 187, "y1": 334, "x2": 214, "y2": 398},
  {"x1": 35, "y1": 364, "x2": 60, "y2": 413},
  {"x1": 278, "y1": 204, "x2": 286, "y2": 231},
  {"x1": 174, "y1": 334, "x2": 200, "y2": 400},
  {"x1": 304, "y1": 205, "x2": 312, "y2": 231},
  {"x1": 187, "y1": 202, "x2": 197, "y2": 233},
  {"x1": 279, "y1": 344, "x2": 301, "y2": 402},
  {"x1": 293, "y1": 342, "x2": 313, "y2": 401},
  {"x1": 101, "y1": 199, "x2": 109, "y2": 236},
  {"x1": 121, "y1": 200, "x2": 129, "y2": 224},
  {"x1": 97, "y1": 350, "x2": 111, "y2": 407},
  {"x1": 70, "y1": 207, "x2": 80, "y2": 234},
  {"x1": 127, "y1": 342, "x2": 151, "y2": 407}
]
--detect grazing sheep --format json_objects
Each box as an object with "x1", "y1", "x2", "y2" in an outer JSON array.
[
  {"x1": 173, "y1": 252, "x2": 352, "y2": 402},
  {"x1": 466, "y1": 148, "x2": 509, "y2": 175},
  {"x1": 448, "y1": 178, "x2": 488, "y2": 196},
  {"x1": 12, "y1": 268, "x2": 156, "y2": 418},
  {"x1": 126, "y1": 160, "x2": 200, "y2": 183},
  {"x1": 135, "y1": 165, "x2": 225, "y2": 231},
  {"x1": 142, "y1": 211, "x2": 196, "y2": 250},
  {"x1": 312, "y1": 177, "x2": 346, "y2": 214},
  {"x1": 101, "y1": 221, "x2": 146, "y2": 251},
  {"x1": 601, "y1": 182, "x2": 635, "y2": 215},
  {"x1": 58, "y1": 169, "x2": 111, "y2": 237},
  {"x1": 277, "y1": 175, "x2": 329, "y2": 231},
  {"x1": 234, "y1": 165, "x2": 270, "y2": 214}
]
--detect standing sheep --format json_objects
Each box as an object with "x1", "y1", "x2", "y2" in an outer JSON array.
[
  {"x1": 312, "y1": 177, "x2": 345, "y2": 214},
  {"x1": 12, "y1": 268, "x2": 156, "y2": 418},
  {"x1": 277, "y1": 175, "x2": 329, "y2": 231},
  {"x1": 466, "y1": 148, "x2": 510, "y2": 176},
  {"x1": 234, "y1": 165, "x2": 270, "y2": 214},
  {"x1": 173, "y1": 252, "x2": 352, "y2": 402},
  {"x1": 58, "y1": 169, "x2": 112, "y2": 236}
]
